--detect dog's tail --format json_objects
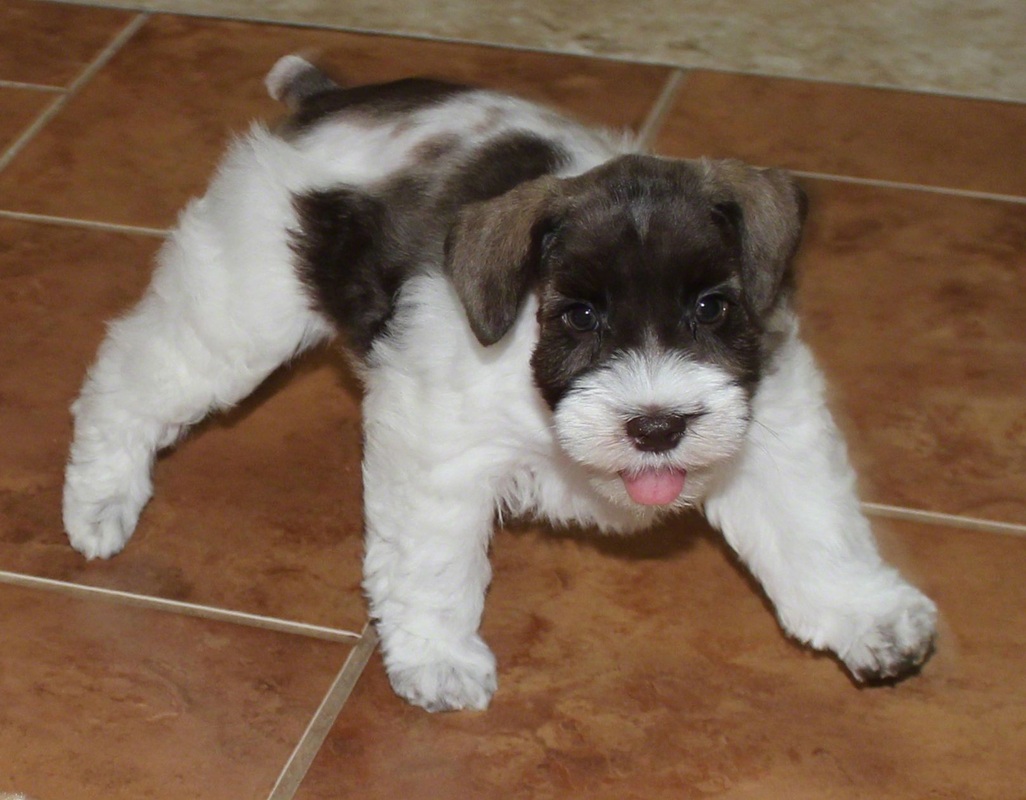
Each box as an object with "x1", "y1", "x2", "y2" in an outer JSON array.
[{"x1": 265, "y1": 55, "x2": 339, "y2": 110}]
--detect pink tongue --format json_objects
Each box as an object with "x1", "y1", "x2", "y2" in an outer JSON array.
[{"x1": 619, "y1": 468, "x2": 687, "y2": 506}]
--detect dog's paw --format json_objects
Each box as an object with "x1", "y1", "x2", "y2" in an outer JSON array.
[
  {"x1": 64, "y1": 496, "x2": 141, "y2": 560},
  {"x1": 63, "y1": 461, "x2": 151, "y2": 560},
  {"x1": 385, "y1": 635, "x2": 498, "y2": 712},
  {"x1": 839, "y1": 584, "x2": 937, "y2": 683}
]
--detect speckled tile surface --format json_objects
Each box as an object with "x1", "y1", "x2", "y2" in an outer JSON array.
[
  {"x1": 292, "y1": 519, "x2": 1026, "y2": 799},
  {"x1": 0, "y1": 582, "x2": 351, "y2": 800},
  {"x1": 656, "y1": 71, "x2": 1026, "y2": 197},
  {"x1": 0, "y1": 88, "x2": 54, "y2": 152},
  {"x1": 797, "y1": 181, "x2": 1026, "y2": 524},
  {"x1": 0, "y1": 0, "x2": 135, "y2": 87}
]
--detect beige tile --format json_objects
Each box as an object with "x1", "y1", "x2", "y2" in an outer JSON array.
[
  {"x1": 655, "y1": 71, "x2": 1026, "y2": 197},
  {"x1": 0, "y1": 581, "x2": 351, "y2": 799},
  {"x1": 0, "y1": 0, "x2": 135, "y2": 87},
  {"x1": 797, "y1": 180, "x2": 1026, "y2": 524},
  {"x1": 293, "y1": 517, "x2": 1026, "y2": 799},
  {"x1": 0, "y1": 14, "x2": 669, "y2": 229},
  {"x1": 0, "y1": 219, "x2": 367, "y2": 630}
]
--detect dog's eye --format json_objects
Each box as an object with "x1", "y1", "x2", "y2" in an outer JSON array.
[
  {"x1": 695, "y1": 294, "x2": 730, "y2": 325},
  {"x1": 540, "y1": 229, "x2": 559, "y2": 255},
  {"x1": 562, "y1": 302, "x2": 600, "y2": 333}
]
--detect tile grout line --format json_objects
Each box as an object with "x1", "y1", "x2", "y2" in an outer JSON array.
[
  {"x1": 0, "y1": 569, "x2": 363, "y2": 642},
  {"x1": 636, "y1": 69, "x2": 687, "y2": 151},
  {"x1": 44, "y1": 2, "x2": 1026, "y2": 106},
  {"x1": 0, "y1": 208, "x2": 169, "y2": 236},
  {"x1": 654, "y1": 63, "x2": 1026, "y2": 107},
  {"x1": 862, "y1": 502, "x2": 1026, "y2": 537},
  {"x1": 266, "y1": 623, "x2": 380, "y2": 800},
  {"x1": 0, "y1": 79, "x2": 65, "y2": 92},
  {"x1": 47, "y1": 9, "x2": 152, "y2": 95},
  {"x1": 791, "y1": 169, "x2": 1026, "y2": 205},
  {"x1": 0, "y1": 12, "x2": 149, "y2": 175},
  {"x1": 0, "y1": 92, "x2": 65, "y2": 175}
]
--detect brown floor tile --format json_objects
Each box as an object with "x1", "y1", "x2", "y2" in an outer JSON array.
[
  {"x1": 655, "y1": 71, "x2": 1026, "y2": 197},
  {"x1": 797, "y1": 181, "x2": 1026, "y2": 524},
  {"x1": 0, "y1": 219, "x2": 367, "y2": 630},
  {"x1": 293, "y1": 517, "x2": 1026, "y2": 800},
  {"x1": 0, "y1": 87, "x2": 53, "y2": 153},
  {"x1": 0, "y1": 581, "x2": 350, "y2": 800},
  {"x1": 0, "y1": 0, "x2": 136, "y2": 87},
  {"x1": 0, "y1": 14, "x2": 669, "y2": 229}
]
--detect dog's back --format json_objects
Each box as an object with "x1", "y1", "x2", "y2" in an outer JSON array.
[{"x1": 263, "y1": 57, "x2": 631, "y2": 354}]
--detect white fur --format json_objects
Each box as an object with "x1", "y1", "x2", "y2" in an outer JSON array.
[
  {"x1": 553, "y1": 348, "x2": 750, "y2": 509},
  {"x1": 64, "y1": 59, "x2": 935, "y2": 711},
  {"x1": 264, "y1": 54, "x2": 311, "y2": 101}
]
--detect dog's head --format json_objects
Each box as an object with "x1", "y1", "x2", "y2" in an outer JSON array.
[{"x1": 445, "y1": 155, "x2": 806, "y2": 510}]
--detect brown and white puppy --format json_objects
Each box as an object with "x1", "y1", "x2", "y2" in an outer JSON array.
[{"x1": 63, "y1": 56, "x2": 936, "y2": 712}]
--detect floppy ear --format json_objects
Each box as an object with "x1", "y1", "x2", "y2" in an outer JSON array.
[
  {"x1": 444, "y1": 176, "x2": 562, "y2": 346},
  {"x1": 697, "y1": 159, "x2": 807, "y2": 314}
]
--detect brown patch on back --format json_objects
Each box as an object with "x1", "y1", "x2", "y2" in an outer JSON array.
[
  {"x1": 284, "y1": 77, "x2": 472, "y2": 136},
  {"x1": 472, "y1": 104, "x2": 507, "y2": 135},
  {"x1": 410, "y1": 134, "x2": 462, "y2": 165}
]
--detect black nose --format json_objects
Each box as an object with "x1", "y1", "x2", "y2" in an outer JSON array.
[{"x1": 625, "y1": 413, "x2": 690, "y2": 453}]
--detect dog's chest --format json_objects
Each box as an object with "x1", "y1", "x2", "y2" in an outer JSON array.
[{"x1": 364, "y1": 275, "x2": 652, "y2": 533}]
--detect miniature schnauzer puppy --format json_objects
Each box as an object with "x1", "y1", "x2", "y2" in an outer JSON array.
[{"x1": 63, "y1": 56, "x2": 936, "y2": 711}]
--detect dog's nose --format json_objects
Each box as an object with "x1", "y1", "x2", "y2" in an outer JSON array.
[{"x1": 625, "y1": 413, "x2": 690, "y2": 453}]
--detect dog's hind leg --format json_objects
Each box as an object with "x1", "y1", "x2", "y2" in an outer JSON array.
[{"x1": 63, "y1": 173, "x2": 332, "y2": 559}]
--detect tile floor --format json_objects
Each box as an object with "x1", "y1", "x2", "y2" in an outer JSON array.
[{"x1": 1, "y1": 2, "x2": 1024, "y2": 798}]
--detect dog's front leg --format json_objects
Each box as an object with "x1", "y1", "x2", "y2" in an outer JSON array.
[
  {"x1": 703, "y1": 326, "x2": 936, "y2": 682},
  {"x1": 361, "y1": 428, "x2": 498, "y2": 712}
]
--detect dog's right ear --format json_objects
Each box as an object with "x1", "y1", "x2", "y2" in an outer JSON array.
[{"x1": 444, "y1": 176, "x2": 563, "y2": 346}]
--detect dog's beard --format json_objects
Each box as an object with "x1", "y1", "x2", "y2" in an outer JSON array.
[{"x1": 551, "y1": 350, "x2": 751, "y2": 510}]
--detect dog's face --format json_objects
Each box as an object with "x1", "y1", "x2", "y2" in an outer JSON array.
[{"x1": 445, "y1": 155, "x2": 805, "y2": 509}]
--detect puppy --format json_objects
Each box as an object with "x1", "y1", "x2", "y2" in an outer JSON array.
[{"x1": 63, "y1": 56, "x2": 936, "y2": 712}]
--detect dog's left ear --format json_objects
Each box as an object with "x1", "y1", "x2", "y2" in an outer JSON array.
[
  {"x1": 444, "y1": 176, "x2": 563, "y2": 346},
  {"x1": 698, "y1": 159, "x2": 807, "y2": 315}
]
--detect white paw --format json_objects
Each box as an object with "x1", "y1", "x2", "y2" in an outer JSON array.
[
  {"x1": 384, "y1": 633, "x2": 498, "y2": 712},
  {"x1": 63, "y1": 463, "x2": 151, "y2": 560},
  {"x1": 838, "y1": 584, "x2": 937, "y2": 683},
  {"x1": 64, "y1": 496, "x2": 141, "y2": 560}
]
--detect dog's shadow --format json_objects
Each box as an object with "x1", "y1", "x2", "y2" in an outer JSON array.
[
  {"x1": 161, "y1": 343, "x2": 363, "y2": 446},
  {"x1": 544, "y1": 515, "x2": 709, "y2": 561},
  {"x1": 509, "y1": 510, "x2": 737, "y2": 566},
  {"x1": 510, "y1": 514, "x2": 777, "y2": 618}
]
